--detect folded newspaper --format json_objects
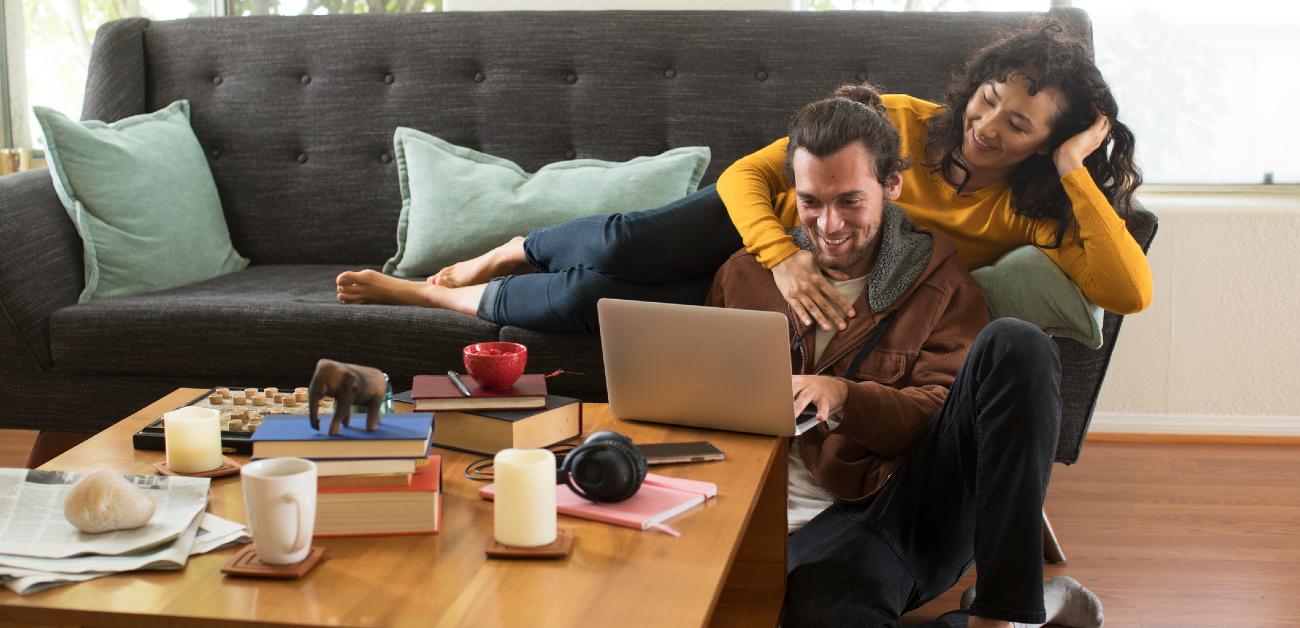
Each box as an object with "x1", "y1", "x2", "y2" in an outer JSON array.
[{"x1": 0, "y1": 469, "x2": 250, "y2": 595}]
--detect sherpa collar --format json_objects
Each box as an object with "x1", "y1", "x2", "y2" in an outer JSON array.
[{"x1": 789, "y1": 203, "x2": 933, "y2": 314}]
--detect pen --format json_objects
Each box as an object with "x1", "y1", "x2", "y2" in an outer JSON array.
[{"x1": 447, "y1": 370, "x2": 473, "y2": 397}]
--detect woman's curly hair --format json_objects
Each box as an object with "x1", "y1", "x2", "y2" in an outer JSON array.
[{"x1": 925, "y1": 22, "x2": 1141, "y2": 248}]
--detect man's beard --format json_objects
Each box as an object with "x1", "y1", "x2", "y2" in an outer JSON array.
[{"x1": 809, "y1": 228, "x2": 873, "y2": 276}]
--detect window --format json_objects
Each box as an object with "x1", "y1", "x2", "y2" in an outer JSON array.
[
  {"x1": 3, "y1": 0, "x2": 440, "y2": 151},
  {"x1": 231, "y1": 1, "x2": 441, "y2": 17},
  {"x1": 802, "y1": 0, "x2": 1049, "y2": 12},
  {"x1": 1072, "y1": 1, "x2": 1299, "y2": 185}
]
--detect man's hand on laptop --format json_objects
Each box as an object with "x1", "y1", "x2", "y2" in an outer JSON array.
[
  {"x1": 792, "y1": 375, "x2": 847, "y2": 422},
  {"x1": 772, "y1": 251, "x2": 855, "y2": 332}
]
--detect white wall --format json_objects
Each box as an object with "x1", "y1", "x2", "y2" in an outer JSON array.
[{"x1": 1092, "y1": 191, "x2": 1300, "y2": 436}]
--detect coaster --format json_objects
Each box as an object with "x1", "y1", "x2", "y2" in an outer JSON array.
[
  {"x1": 486, "y1": 528, "x2": 575, "y2": 560},
  {"x1": 221, "y1": 545, "x2": 326, "y2": 579},
  {"x1": 153, "y1": 456, "x2": 242, "y2": 478}
]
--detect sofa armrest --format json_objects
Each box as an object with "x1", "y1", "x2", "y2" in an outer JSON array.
[{"x1": 0, "y1": 169, "x2": 84, "y2": 371}]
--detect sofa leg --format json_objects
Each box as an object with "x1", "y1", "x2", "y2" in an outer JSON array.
[
  {"x1": 1042, "y1": 509, "x2": 1066, "y2": 564},
  {"x1": 25, "y1": 431, "x2": 94, "y2": 469}
]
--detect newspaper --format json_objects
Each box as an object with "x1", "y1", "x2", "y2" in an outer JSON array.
[
  {"x1": 0, "y1": 468, "x2": 209, "y2": 558},
  {"x1": 0, "y1": 512, "x2": 250, "y2": 596}
]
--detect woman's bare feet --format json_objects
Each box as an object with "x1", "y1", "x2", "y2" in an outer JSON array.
[
  {"x1": 429, "y1": 235, "x2": 531, "y2": 288},
  {"x1": 337, "y1": 270, "x2": 438, "y2": 307},
  {"x1": 337, "y1": 269, "x2": 486, "y2": 317}
]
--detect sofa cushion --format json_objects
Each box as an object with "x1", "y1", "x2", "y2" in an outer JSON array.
[
  {"x1": 384, "y1": 128, "x2": 710, "y2": 278},
  {"x1": 49, "y1": 265, "x2": 500, "y2": 385},
  {"x1": 35, "y1": 100, "x2": 249, "y2": 303}
]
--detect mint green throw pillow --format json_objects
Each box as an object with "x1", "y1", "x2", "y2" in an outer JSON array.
[
  {"x1": 383, "y1": 128, "x2": 711, "y2": 278},
  {"x1": 971, "y1": 245, "x2": 1104, "y2": 348},
  {"x1": 35, "y1": 100, "x2": 248, "y2": 303}
]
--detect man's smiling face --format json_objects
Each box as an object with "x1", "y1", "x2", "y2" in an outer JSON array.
[{"x1": 792, "y1": 142, "x2": 902, "y2": 281}]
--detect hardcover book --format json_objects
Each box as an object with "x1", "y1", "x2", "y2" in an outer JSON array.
[
  {"x1": 249, "y1": 414, "x2": 432, "y2": 459},
  {"x1": 433, "y1": 395, "x2": 582, "y2": 455},
  {"x1": 316, "y1": 455, "x2": 442, "y2": 537},
  {"x1": 411, "y1": 374, "x2": 548, "y2": 411}
]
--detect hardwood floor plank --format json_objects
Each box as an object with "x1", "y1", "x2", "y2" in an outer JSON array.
[
  {"x1": 905, "y1": 441, "x2": 1300, "y2": 626},
  {"x1": 0, "y1": 429, "x2": 37, "y2": 467}
]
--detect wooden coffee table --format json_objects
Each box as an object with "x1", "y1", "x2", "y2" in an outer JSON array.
[{"x1": 0, "y1": 389, "x2": 787, "y2": 627}]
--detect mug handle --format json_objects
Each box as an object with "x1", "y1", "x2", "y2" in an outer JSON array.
[{"x1": 281, "y1": 493, "x2": 308, "y2": 554}]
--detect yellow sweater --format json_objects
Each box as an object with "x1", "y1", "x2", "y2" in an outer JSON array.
[{"x1": 715, "y1": 94, "x2": 1153, "y2": 315}]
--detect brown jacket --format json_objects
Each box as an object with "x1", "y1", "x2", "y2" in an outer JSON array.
[{"x1": 705, "y1": 204, "x2": 989, "y2": 502}]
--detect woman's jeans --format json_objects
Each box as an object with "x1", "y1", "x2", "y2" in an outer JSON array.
[
  {"x1": 784, "y1": 319, "x2": 1063, "y2": 627},
  {"x1": 476, "y1": 185, "x2": 744, "y2": 331}
]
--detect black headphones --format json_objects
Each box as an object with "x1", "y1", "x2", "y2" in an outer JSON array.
[{"x1": 556, "y1": 431, "x2": 647, "y2": 503}]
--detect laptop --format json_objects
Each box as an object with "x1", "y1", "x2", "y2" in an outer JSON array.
[{"x1": 597, "y1": 298, "x2": 798, "y2": 437}]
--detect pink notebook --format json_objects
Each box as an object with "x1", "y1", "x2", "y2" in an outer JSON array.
[{"x1": 479, "y1": 473, "x2": 717, "y2": 535}]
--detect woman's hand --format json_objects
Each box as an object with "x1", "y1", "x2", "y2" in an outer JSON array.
[
  {"x1": 792, "y1": 375, "x2": 849, "y2": 422},
  {"x1": 772, "y1": 250, "x2": 855, "y2": 331},
  {"x1": 1053, "y1": 108, "x2": 1111, "y2": 176}
]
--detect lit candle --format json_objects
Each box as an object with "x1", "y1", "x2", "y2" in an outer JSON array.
[
  {"x1": 164, "y1": 406, "x2": 223, "y2": 473},
  {"x1": 493, "y1": 448, "x2": 557, "y2": 547}
]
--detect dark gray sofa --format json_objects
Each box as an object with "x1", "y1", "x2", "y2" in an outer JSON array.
[{"x1": 0, "y1": 8, "x2": 1154, "y2": 465}]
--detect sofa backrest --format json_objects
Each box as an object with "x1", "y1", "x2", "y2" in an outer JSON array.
[{"x1": 83, "y1": 9, "x2": 1090, "y2": 266}]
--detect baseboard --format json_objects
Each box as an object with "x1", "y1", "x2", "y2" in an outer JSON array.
[{"x1": 1090, "y1": 412, "x2": 1300, "y2": 438}]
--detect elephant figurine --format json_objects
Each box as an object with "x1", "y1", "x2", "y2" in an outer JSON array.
[{"x1": 308, "y1": 359, "x2": 388, "y2": 435}]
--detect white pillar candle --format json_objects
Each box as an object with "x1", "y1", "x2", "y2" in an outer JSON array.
[
  {"x1": 164, "y1": 406, "x2": 223, "y2": 473},
  {"x1": 493, "y1": 448, "x2": 557, "y2": 548}
]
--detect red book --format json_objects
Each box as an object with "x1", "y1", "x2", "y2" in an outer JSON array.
[
  {"x1": 411, "y1": 374, "x2": 548, "y2": 411},
  {"x1": 315, "y1": 455, "x2": 441, "y2": 537},
  {"x1": 479, "y1": 473, "x2": 716, "y2": 535}
]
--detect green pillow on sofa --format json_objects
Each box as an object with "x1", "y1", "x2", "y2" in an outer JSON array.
[
  {"x1": 35, "y1": 100, "x2": 248, "y2": 303},
  {"x1": 383, "y1": 128, "x2": 711, "y2": 278},
  {"x1": 971, "y1": 245, "x2": 1104, "y2": 348}
]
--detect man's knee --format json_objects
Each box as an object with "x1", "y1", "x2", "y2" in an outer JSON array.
[{"x1": 972, "y1": 318, "x2": 1061, "y2": 381}]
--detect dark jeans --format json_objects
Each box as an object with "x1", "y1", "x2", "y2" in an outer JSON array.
[
  {"x1": 784, "y1": 318, "x2": 1062, "y2": 627},
  {"x1": 476, "y1": 185, "x2": 744, "y2": 331}
]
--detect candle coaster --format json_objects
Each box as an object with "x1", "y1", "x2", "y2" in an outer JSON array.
[
  {"x1": 221, "y1": 545, "x2": 326, "y2": 579},
  {"x1": 486, "y1": 528, "x2": 575, "y2": 560},
  {"x1": 153, "y1": 456, "x2": 242, "y2": 478}
]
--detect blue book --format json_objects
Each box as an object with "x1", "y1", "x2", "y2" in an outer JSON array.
[{"x1": 250, "y1": 414, "x2": 433, "y2": 459}]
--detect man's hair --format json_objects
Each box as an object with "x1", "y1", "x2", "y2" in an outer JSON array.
[{"x1": 785, "y1": 82, "x2": 906, "y2": 187}]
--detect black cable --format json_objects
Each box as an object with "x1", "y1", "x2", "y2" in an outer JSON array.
[{"x1": 462, "y1": 443, "x2": 578, "y2": 481}]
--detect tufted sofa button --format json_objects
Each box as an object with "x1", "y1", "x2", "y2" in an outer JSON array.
[
  {"x1": 297, "y1": 153, "x2": 308, "y2": 164},
  {"x1": 856, "y1": 71, "x2": 868, "y2": 81},
  {"x1": 381, "y1": 153, "x2": 392, "y2": 164},
  {"x1": 755, "y1": 70, "x2": 768, "y2": 81},
  {"x1": 565, "y1": 73, "x2": 578, "y2": 84},
  {"x1": 300, "y1": 74, "x2": 311, "y2": 85},
  {"x1": 212, "y1": 76, "x2": 223, "y2": 86},
  {"x1": 563, "y1": 148, "x2": 576, "y2": 160},
  {"x1": 664, "y1": 68, "x2": 676, "y2": 79},
  {"x1": 473, "y1": 72, "x2": 485, "y2": 83},
  {"x1": 384, "y1": 73, "x2": 395, "y2": 85},
  {"x1": 210, "y1": 148, "x2": 221, "y2": 159}
]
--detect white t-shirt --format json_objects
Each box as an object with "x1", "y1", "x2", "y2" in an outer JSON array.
[{"x1": 788, "y1": 274, "x2": 869, "y2": 533}]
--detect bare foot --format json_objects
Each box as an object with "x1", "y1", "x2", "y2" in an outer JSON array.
[
  {"x1": 337, "y1": 270, "x2": 437, "y2": 307},
  {"x1": 429, "y1": 235, "x2": 531, "y2": 288},
  {"x1": 337, "y1": 269, "x2": 487, "y2": 317}
]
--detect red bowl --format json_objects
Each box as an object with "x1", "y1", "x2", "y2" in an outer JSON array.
[{"x1": 462, "y1": 342, "x2": 528, "y2": 391}]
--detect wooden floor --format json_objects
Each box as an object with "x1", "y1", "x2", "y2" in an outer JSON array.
[{"x1": 1, "y1": 430, "x2": 1296, "y2": 627}]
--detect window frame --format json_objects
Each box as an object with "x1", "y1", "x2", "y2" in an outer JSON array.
[{"x1": 1, "y1": 1, "x2": 12, "y2": 149}]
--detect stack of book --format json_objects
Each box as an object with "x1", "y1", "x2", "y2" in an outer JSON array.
[
  {"x1": 248, "y1": 414, "x2": 441, "y2": 536},
  {"x1": 410, "y1": 374, "x2": 582, "y2": 455}
]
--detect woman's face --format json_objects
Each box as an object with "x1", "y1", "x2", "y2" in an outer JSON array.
[{"x1": 960, "y1": 73, "x2": 1062, "y2": 174}]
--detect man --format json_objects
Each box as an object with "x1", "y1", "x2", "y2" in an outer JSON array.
[{"x1": 705, "y1": 96, "x2": 1103, "y2": 628}]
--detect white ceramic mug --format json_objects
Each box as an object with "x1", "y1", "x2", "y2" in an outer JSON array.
[{"x1": 241, "y1": 457, "x2": 317, "y2": 565}]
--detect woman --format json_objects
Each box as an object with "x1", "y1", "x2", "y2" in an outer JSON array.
[
  {"x1": 723, "y1": 23, "x2": 1150, "y2": 332},
  {"x1": 337, "y1": 23, "x2": 1151, "y2": 335}
]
